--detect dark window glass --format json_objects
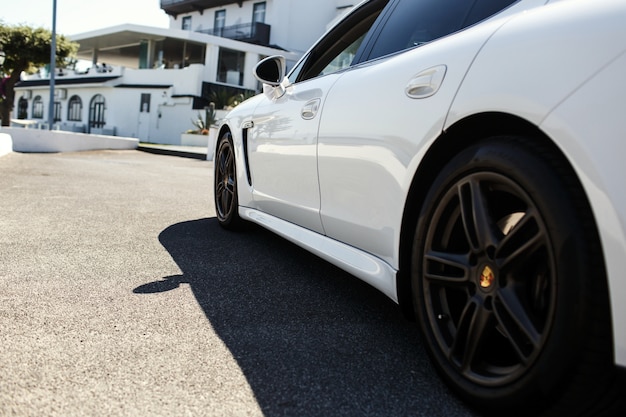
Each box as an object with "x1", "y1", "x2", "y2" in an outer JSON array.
[
  {"x1": 217, "y1": 48, "x2": 245, "y2": 85},
  {"x1": 89, "y1": 94, "x2": 106, "y2": 129},
  {"x1": 18, "y1": 97, "x2": 28, "y2": 119},
  {"x1": 465, "y1": 0, "x2": 517, "y2": 26},
  {"x1": 291, "y1": 0, "x2": 390, "y2": 83},
  {"x1": 53, "y1": 102, "x2": 61, "y2": 122},
  {"x1": 213, "y1": 10, "x2": 226, "y2": 30},
  {"x1": 32, "y1": 96, "x2": 44, "y2": 119},
  {"x1": 368, "y1": 0, "x2": 516, "y2": 60},
  {"x1": 68, "y1": 95, "x2": 82, "y2": 121},
  {"x1": 182, "y1": 16, "x2": 192, "y2": 31},
  {"x1": 253, "y1": 2, "x2": 266, "y2": 24}
]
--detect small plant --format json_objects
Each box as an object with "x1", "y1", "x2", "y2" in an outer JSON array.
[{"x1": 187, "y1": 102, "x2": 217, "y2": 135}]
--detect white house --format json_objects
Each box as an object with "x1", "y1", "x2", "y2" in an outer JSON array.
[{"x1": 13, "y1": 0, "x2": 354, "y2": 145}]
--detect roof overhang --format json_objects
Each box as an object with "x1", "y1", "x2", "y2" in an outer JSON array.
[
  {"x1": 72, "y1": 24, "x2": 178, "y2": 56},
  {"x1": 161, "y1": 0, "x2": 244, "y2": 17},
  {"x1": 70, "y1": 24, "x2": 302, "y2": 65},
  {"x1": 16, "y1": 76, "x2": 121, "y2": 88}
]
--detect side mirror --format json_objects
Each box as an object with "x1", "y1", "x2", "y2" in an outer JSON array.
[{"x1": 254, "y1": 55, "x2": 286, "y2": 87}]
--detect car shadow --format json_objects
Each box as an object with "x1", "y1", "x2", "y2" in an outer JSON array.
[{"x1": 134, "y1": 218, "x2": 477, "y2": 416}]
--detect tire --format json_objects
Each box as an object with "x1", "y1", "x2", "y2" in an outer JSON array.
[
  {"x1": 214, "y1": 131, "x2": 244, "y2": 229},
  {"x1": 412, "y1": 136, "x2": 617, "y2": 416}
]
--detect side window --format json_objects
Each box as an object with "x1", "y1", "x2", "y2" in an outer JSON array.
[
  {"x1": 465, "y1": 0, "x2": 518, "y2": 26},
  {"x1": 217, "y1": 48, "x2": 245, "y2": 85},
  {"x1": 319, "y1": 33, "x2": 368, "y2": 77},
  {"x1": 252, "y1": 2, "x2": 266, "y2": 24},
  {"x1": 290, "y1": 0, "x2": 390, "y2": 83},
  {"x1": 214, "y1": 10, "x2": 226, "y2": 35},
  {"x1": 367, "y1": 0, "x2": 517, "y2": 61},
  {"x1": 182, "y1": 16, "x2": 192, "y2": 31}
]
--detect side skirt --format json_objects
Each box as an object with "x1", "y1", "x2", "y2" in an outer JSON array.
[{"x1": 240, "y1": 207, "x2": 399, "y2": 303}]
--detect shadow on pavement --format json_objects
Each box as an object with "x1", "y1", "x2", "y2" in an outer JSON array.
[{"x1": 134, "y1": 218, "x2": 475, "y2": 417}]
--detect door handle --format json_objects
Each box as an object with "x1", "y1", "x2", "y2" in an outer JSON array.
[
  {"x1": 301, "y1": 98, "x2": 321, "y2": 120},
  {"x1": 406, "y1": 65, "x2": 447, "y2": 99}
]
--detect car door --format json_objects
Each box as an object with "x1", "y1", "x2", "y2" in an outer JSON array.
[
  {"x1": 246, "y1": 0, "x2": 390, "y2": 234},
  {"x1": 247, "y1": 75, "x2": 340, "y2": 234},
  {"x1": 317, "y1": 0, "x2": 536, "y2": 267}
]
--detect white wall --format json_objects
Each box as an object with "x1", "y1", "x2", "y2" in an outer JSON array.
[
  {"x1": 16, "y1": 78, "x2": 216, "y2": 145},
  {"x1": 107, "y1": 89, "x2": 142, "y2": 138},
  {"x1": 3, "y1": 127, "x2": 137, "y2": 153},
  {"x1": 0, "y1": 133, "x2": 12, "y2": 157},
  {"x1": 170, "y1": 1, "x2": 260, "y2": 32},
  {"x1": 123, "y1": 65, "x2": 204, "y2": 96},
  {"x1": 18, "y1": 86, "x2": 110, "y2": 133},
  {"x1": 149, "y1": 96, "x2": 197, "y2": 145},
  {"x1": 269, "y1": 0, "x2": 341, "y2": 53},
  {"x1": 106, "y1": 89, "x2": 203, "y2": 144},
  {"x1": 168, "y1": 0, "x2": 343, "y2": 53}
]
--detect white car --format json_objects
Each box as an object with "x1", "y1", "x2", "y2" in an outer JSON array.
[{"x1": 213, "y1": 0, "x2": 626, "y2": 415}]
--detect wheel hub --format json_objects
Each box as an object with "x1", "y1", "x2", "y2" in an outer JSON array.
[{"x1": 479, "y1": 264, "x2": 496, "y2": 289}]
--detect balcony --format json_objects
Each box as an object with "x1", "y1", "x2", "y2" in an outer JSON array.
[
  {"x1": 197, "y1": 22, "x2": 271, "y2": 46},
  {"x1": 161, "y1": 0, "x2": 244, "y2": 16}
]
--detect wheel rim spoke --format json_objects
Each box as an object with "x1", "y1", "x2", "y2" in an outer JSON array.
[
  {"x1": 494, "y1": 288, "x2": 542, "y2": 363},
  {"x1": 451, "y1": 297, "x2": 493, "y2": 373},
  {"x1": 497, "y1": 210, "x2": 544, "y2": 270},
  {"x1": 458, "y1": 179, "x2": 499, "y2": 252},
  {"x1": 424, "y1": 250, "x2": 471, "y2": 287},
  {"x1": 221, "y1": 187, "x2": 231, "y2": 213}
]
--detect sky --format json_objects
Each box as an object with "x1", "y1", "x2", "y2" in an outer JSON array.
[{"x1": 1, "y1": 0, "x2": 170, "y2": 36}]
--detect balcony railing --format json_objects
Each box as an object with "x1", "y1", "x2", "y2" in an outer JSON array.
[
  {"x1": 197, "y1": 22, "x2": 271, "y2": 46},
  {"x1": 161, "y1": 0, "x2": 244, "y2": 16}
]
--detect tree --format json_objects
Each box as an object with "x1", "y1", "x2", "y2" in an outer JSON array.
[{"x1": 0, "y1": 23, "x2": 78, "y2": 126}]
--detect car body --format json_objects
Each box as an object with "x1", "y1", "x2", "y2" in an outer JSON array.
[{"x1": 213, "y1": 0, "x2": 626, "y2": 414}]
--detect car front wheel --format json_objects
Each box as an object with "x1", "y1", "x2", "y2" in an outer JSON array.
[
  {"x1": 412, "y1": 136, "x2": 619, "y2": 416},
  {"x1": 214, "y1": 131, "x2": 243, "y2": 229}
]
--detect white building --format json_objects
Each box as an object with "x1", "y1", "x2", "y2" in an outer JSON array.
[{"x1": 13, "y1": 0, "x2": 354, "y2": 145}]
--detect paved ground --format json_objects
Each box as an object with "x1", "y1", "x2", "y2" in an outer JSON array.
[{"x1": 0, "y1": 150, "x2": 479, "y2": 417}]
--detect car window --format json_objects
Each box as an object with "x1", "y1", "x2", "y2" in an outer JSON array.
[
  {"x1": 319, "y1": 33, "x2": 368, "y2": 77},
  {"x1": 366, "y1": 0, "x2": 518, "y2": 61},
  {"x1": 289, "y1": 0, "x2": 390, "y2": 84}
]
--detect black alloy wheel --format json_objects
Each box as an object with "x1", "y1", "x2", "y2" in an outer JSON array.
[
  {"x1": 412, "y1": 136, "x2": 616, "y2": 415},
  {"x1": 214, "y1": 131, "x2": 243, "y2": 229}
]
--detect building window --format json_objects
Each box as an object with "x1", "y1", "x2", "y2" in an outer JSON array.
[
  {"x1": 214, "y1": 10, "x2": 226, "y2": 36},
  {"x1": 182, "y1": 16, "x2": 192, "y2": 31},
  {"x1": 217, "y1": 48, "x2": 245, "y2": 86},
  {"x1": 67, "y1": 95, "x2": 82, "y2": 121},
  {"x1": 32, "y1": 96, "x2": 44, "y2": 119},
  {"x1": 253, "y1": 2, "x2": 266, "y2": 24},
  {"x1": 89, "y1": 94, "x2": 106, "y2": 129},
  {"x1": 18, "y1": 97, "x2": 28, "y2": 119},
  {"x1": 53, "y1": 102, "x2": 61, "y2": 122},
  {"x1": 140, "y1": 93, "x2": 151, "y2": 112}
]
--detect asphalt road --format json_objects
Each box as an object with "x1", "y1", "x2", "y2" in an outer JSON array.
[{"x1": 0, "y1": 150, "x2": 479, "y2": 417}]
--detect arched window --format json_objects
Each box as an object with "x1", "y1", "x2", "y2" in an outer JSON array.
[
  {"x1": 32, "y1": 96, "x2": 44, "y2": 119},
  {"x1": 89, "y1": 94, "x2": 106, "y2": 129},
  {"x1": 67, "y1": 95, "x2": 82, "y2": 121},
  {"x1": 17, "y1": 97, "x2": 28, "y2": 119},
  {"x1": 53, "y1": 102, "x2": 61, "y2": 122}
]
